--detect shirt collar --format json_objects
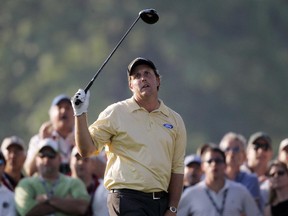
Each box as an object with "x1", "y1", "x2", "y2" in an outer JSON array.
[
  {"x1": 127, "y1": 97, "x2": 169, "y2": 117},
  {"x1": 204, "y1": 179, "x2": 230, "y2": 194}
]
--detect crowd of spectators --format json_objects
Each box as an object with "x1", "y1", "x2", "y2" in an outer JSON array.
[{"x1": 1, "y1": 93, "x2": 288, "y2": 216}]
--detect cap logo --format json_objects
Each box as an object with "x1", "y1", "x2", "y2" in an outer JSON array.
[{"x1": 163, "y1": 123, "x2": 173, "y2": 129}]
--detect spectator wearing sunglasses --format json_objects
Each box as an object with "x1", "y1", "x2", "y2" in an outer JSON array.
[
  {"x1": 242, "y1": 132, "x2": 273, "y2": 182},
  {"x1": 0, "y1": 151, "x2": 16, "y2": 216},
  {"x1": 15, "y1": 138, "x2": 90, "y2": 216},
  {"x1": 178, "y1": 146, "x2": 261, "y2": 216},
  {"x1": 219, "y1": 132, "x2": 264, "y2": 213},
  {"x1": 264, "y1": 160, "x2": 288, "y2": 216},
  {"x1": 241, "y1": 131, "x2": 273, "y2": 205}
]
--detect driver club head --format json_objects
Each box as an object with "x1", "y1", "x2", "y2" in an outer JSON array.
[{"x1": 139, "y1": 9, "x2": 159, "y2": 24}]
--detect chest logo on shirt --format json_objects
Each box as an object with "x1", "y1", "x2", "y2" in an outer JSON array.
[{"x1": 163, "y1": 123, "x2": 173, "y2": 129}]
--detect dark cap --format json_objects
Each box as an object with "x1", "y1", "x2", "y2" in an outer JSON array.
[
  {"x1": 127, "y1": 57, "x2": 159, "y2": 76},
  {"x1": 51, "y1": 94, "x2": 71, "y2": 108},
  {"x1": 248, "y1": 131, "x2": 272, "y2": 148}
]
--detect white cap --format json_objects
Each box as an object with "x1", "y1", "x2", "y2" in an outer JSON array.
[
  {"x1": 184, "y1": 154, "x2": 201, "y2": 166},
  {"x1": 37, "y1": 138, "x2": 59, "y2": 153},
  {"x1": 1, "y1": 136, "x2": 25, "y2": 152},
  {"x1": 279, "y1": 138, "x2": 288, "y2": 152}
]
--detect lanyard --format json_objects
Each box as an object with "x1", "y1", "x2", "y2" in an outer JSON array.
[
  {"x1": 205, "y1": 188, "x2": 228, "y2": 216},
  {"x1": 39, "y1": 176, "x2": 60, "y2": 198}
]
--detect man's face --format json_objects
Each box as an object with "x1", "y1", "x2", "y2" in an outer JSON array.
[
  {"x1": 202, "y1": 151, "x2": 226, "y2": 180},
  {"x1": 36, "y1": 147, "x2": 60, "y2": 177},
  {"x1": 184, "y1": 162, "x2": 202, "y2": 186},
  {"x1": 221, "y1": 139, "x2": 245, "y2": 168},
  {"x1": 3, "y1": 144, "x2": 26, "y2": 173},
  {"x1": 70, "y1": 154, "x2": 92, "y2": 179},
  {"x1": 129, "y1": 65, "x2": 160, "y2": 100},
  {"x1": 49, "y1": 100, "x2": 74, "y2": 133},
  {"x1": 247, "y1": 138, "x2": 273, "y2": 167},
  {"x1": 279, "y1": 146, "x2": 288, "y2": 166}
]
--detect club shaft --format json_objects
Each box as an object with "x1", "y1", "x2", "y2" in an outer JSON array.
[{"x1": 84, "y1": 15, "x2": 141, "y2": 93}]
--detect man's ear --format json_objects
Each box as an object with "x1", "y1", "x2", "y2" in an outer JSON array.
[
  {"x1": 157, "y1": 77, "x2": 160, "y2": 89},
  {"x1": 128, "y1": 80, "x2": 133, "y2": 91}
]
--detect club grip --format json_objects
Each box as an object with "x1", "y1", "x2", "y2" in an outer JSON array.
[
  {"x1": 74, "y1": 99, "x2": 82, "y2": 105},
  {"x1": 74, "y1": 82, "x2": 91, "y2": 106}
]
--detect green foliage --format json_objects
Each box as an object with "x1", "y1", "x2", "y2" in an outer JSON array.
[{"x1": 1, "y1": 0, "x2": 288, "y2": 158}]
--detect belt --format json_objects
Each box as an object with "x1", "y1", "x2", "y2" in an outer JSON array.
[{"x1": 110, "y1": 189, "x2": 168, "y2": 200}]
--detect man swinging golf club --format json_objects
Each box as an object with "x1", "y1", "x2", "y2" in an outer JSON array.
[{"x1": 71, "y1": 57, "x2": 187, "y2": 216}]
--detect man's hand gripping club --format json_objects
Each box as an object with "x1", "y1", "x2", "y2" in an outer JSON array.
[{"x1": 71, "y1": 89, "x2": 90, "y2": 116}]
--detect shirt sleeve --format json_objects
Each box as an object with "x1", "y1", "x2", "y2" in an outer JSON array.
[
  {"x1": 68, "y1": 178, "x2": 90, "y2": 201},
  {"x1": 171, "y1": 114, "x2": 187, "y2": 174},
  {"x1": 14, "y1": 179, "x2": 38, "y2": 216}
]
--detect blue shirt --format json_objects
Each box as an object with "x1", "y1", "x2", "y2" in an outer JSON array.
[{"x1": 235, "y1": 171, "x2": 264, "y2": 212}]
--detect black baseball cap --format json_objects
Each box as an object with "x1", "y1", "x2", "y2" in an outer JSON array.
[{"x1": 127, "y1": 57, "x2": 159, "y2": 76}]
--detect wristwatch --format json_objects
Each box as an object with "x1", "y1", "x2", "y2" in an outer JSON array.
[{"x1": 168, "y1": 206, "x2": 177, "y2": 213}]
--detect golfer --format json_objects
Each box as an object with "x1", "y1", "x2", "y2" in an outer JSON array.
[{"x1": 71, "y1": 57, "x2": 187, "y2": 216}]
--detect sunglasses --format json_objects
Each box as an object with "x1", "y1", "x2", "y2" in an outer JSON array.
[
  {"x1": 268, "y1": 170, "x2": 286, "y2": 178},
  {"x1": 253, "y1": 143, "x2": 270, "y2": 151},
  {"x1": 38, "y1": 152, "x2": 57, "y2": 159},
  {"x1": 224, "y1": 146, "x2": 240, "y2": 153},
  {"x1": 206, "y1": 158, "x2": 225, "y2": 165}
]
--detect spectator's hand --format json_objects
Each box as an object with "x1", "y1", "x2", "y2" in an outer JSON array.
[
  {"x1": 71, "y1": 89, "x2": 90, "y2": 116},
  {"x1": 39, "y1": 121, "x2": 53, "y2": 139},
  {"x1": 36, "y1": 194, "x2": 49, "y2": 203}
]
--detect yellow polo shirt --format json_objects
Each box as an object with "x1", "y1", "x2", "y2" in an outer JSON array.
[{"x1": 89, "y1": 97, "x2": 186, "y2": 192}]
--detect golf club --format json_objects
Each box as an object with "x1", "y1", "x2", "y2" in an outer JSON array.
[{"x1": 74, "y1": 8, "x2": 159, "y2": 105}]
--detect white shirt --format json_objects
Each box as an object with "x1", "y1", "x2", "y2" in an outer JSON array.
[
  {"x1": 0, "y1": 184, "x2": 16, "y2": 216},
  {"x1": 178, "y1": 179, "x2": 262, "y2": 216},
  {"x1": 26, "y1": 131, "x2": 73, "y2": 164},
  {"x1": 92, "y1": 179, "x2": 109, "y2": 216}
]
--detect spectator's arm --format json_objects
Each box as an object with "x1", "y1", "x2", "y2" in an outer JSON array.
[
  {"x1": 15, "y1": 181, "x2": 55, "y2": 216},
  {"x1": 49, "y1": 196, "x2": 89, "y2": 215},
  {"x1": 26, "y1": 201, "x2": 55, "y2": 216}
]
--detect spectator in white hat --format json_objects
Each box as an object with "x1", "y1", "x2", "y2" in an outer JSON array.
[
  {"x1": 278, "y1": 138, "x2": 288, "y2": 167},
  {"x1": 15, "y1": 138, "x2": 90, "y2": 216},
  {"x1": 1, "y1": 136, "x2": 26, "y2": 191}
]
